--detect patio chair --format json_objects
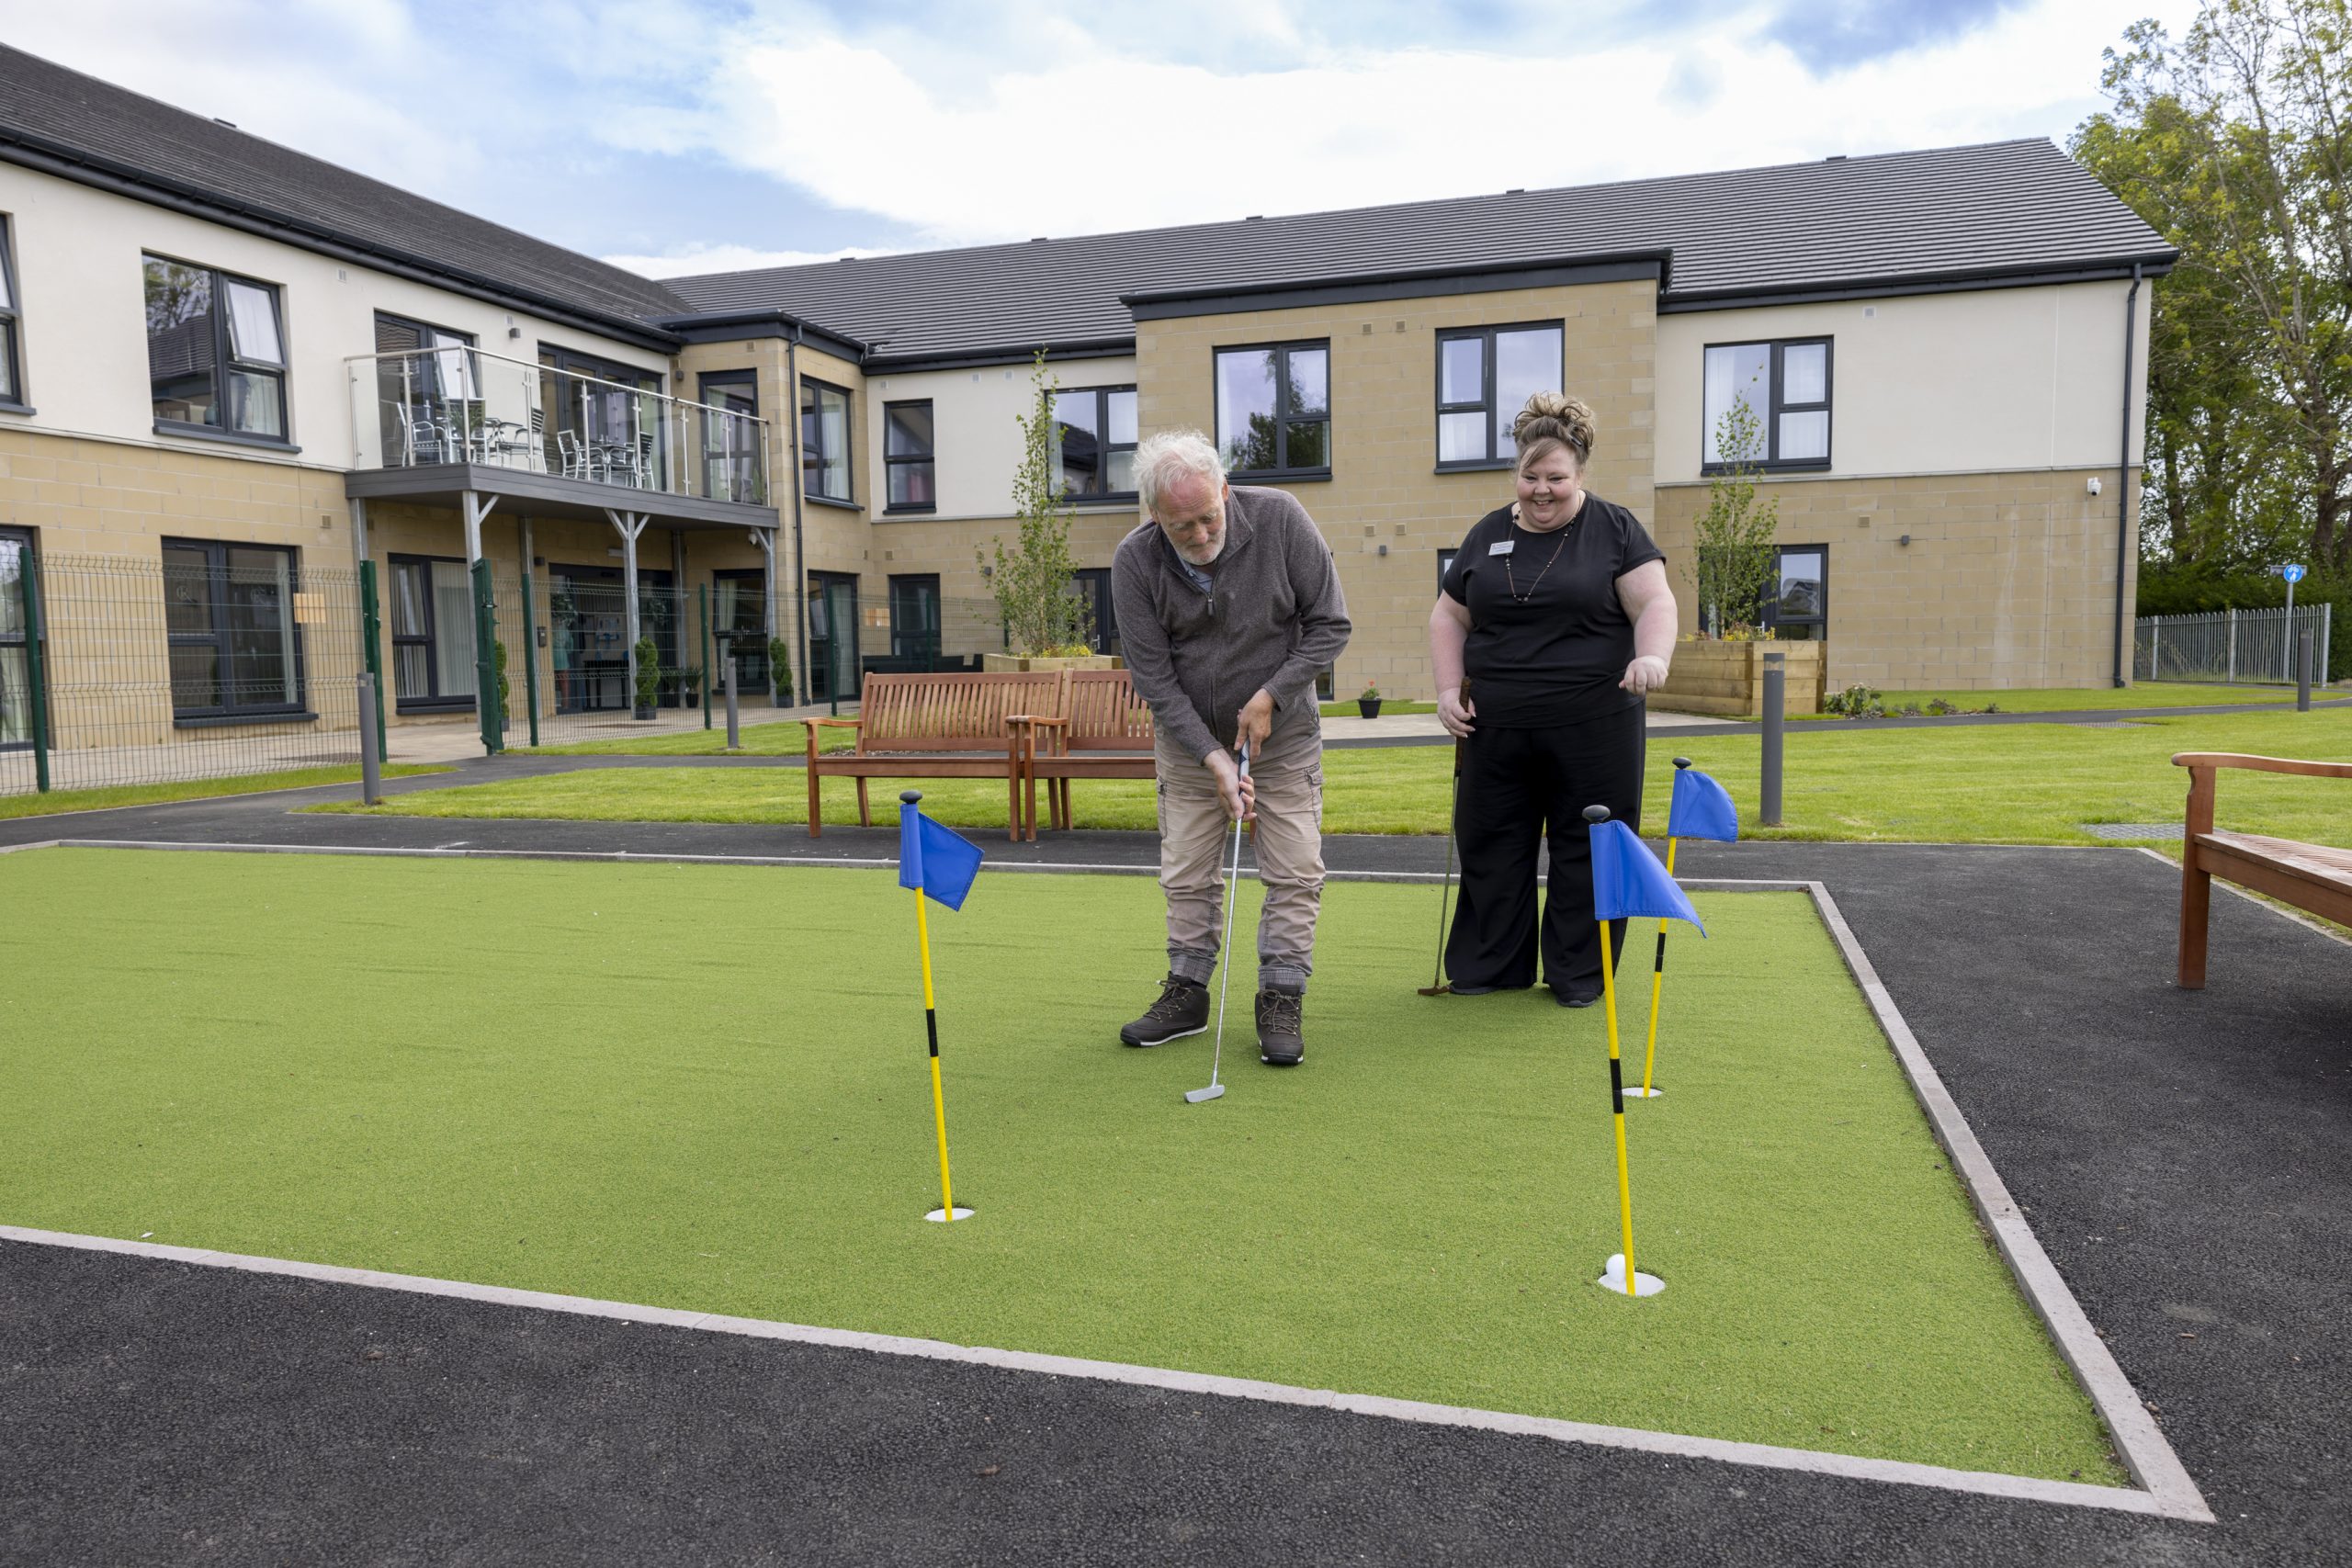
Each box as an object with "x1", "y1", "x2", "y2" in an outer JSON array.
[
  {"x1": 557, "y1": 429, "x2": 592, "y2": 481},
  {"x1": 489, "y1": 407, "x2": 543, "y2": 469}
]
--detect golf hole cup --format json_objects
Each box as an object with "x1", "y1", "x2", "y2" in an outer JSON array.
[
  {"x1": 1597, "y1": 1253, "x2": 1666, "y2": 1298},
  {"x1": 925, "y1": 1207, "x2": 976, "y2": 1223}
]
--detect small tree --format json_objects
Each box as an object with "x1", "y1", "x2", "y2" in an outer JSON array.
[
  {"x1": 632, "y1": 635, "x2": 662, "y2": 710},
  {"x1": 768, "y1": 636, "x2": 794, "y2": 705},
  {"x1": 983, "y1": 352, "x2": 1094, "y2": 656},
  {"x1": 1692, "y1": 395, "x2": 1782, "y2": 637}
]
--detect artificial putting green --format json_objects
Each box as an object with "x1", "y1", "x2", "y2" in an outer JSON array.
[{"x1": 0, "y1": 847, "x2": 2121, "y2": 1483}]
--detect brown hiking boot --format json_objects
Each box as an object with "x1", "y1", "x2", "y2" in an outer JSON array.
[
  {"x1": 1256, "y1": 989, "x2": 1305, "y2": 1066},
  {"x1": 1120, "y1": 975, "x2": 1209, "y2": 1047}
]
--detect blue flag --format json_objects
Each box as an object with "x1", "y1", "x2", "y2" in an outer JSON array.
[
  {"x1": 1589, "y1": 819, "x2": 1704, "y2": 933},
  {"x1": 899, "y1": 804, "x2": 984, "y2": 911},
  {"x1": 1667, "y1": 767, "x2": 1740, "y2": 843}
]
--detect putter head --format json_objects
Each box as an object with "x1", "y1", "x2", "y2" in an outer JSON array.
[
  {"x1": 1417, "y1": 984, "x2": 1452, "y2": 996},
  {"x1": 1184, "y1": 1083, "x2": 1227, "y2": 1103}
]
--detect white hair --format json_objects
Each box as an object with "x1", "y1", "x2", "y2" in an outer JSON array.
[{"x1": 1134, "y1": 429, "x2": 1226, "y2": 517}]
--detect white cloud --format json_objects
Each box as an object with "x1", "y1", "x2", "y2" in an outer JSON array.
[
  {"x1": 601, "y1": 243, "x2": 890, "y2": 278},
  {"x1": 693, "y1": 0, "x2": 2200, "y2": 246}
]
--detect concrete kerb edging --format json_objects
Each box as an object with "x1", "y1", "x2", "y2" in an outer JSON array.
[
  {"x1": 1799, "y1": 877, "x2": 2214, "y2": 1524},
  {"x1": 0, "y1": 1221, "x2": 2187, "y2": 1522},
  {"x1": 0, "y1": 838, "x2": 61, "y2": 853},
  {"x1": 8, "y1": 843, "x2": 2217, "y2": 1521}
]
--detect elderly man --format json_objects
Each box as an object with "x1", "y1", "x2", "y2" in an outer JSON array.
[{"x1": 1111, "y1": 430, "x2": 1351, "y2": 1066}]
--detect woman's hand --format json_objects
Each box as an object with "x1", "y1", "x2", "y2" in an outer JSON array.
[
  {"x1": 1438, "y1": 685, "x2": 1476, "y2": 738},
  {"x1": 1619, "y1": 655, "x2": 1670, "y2": 694}
]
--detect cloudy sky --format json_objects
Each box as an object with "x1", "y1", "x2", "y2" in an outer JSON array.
[{"x1": 6, "y1": 0, "x2": 2199, "y2": 278}]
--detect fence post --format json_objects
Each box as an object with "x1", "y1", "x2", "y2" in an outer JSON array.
[
  {"x1": 19, "y1": 548, "x2": 48, "y2": 794},
  {"x1": 2298, "y1": 629, "x2": 2313, "y2": 712},
  {"x1": 2226, "y1": 607, "x2": 2236, "y2": 683},
  {"x1": 357, "y1": 558, "x2": 387, "y2": 765},
  {"x1": 470, "y1": 558, "x2": 502, "y2": 755},
  {"x1": 2151, "y1": 615, "x2": 2161, "y2": 680},
  {"x1": 700, "y1": 582, "x2": 713, "y2": 731},
  {"x1": 725, "y1": 640, "x2": 741, "y2": 750},
  {"x1": 1759, "y1": 650, "x2": 1784, "y2": 828},
  {"x1": 356, "y1": 672, "x2": 383, "y2": 805},
  {"x1": 519, "y1": 547, "x2": 542, "y2": 750}
]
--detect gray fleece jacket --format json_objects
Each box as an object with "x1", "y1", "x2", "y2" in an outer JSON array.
[{"x1": 1109, "y1": 485, "x2": 1351, "y2": 772}]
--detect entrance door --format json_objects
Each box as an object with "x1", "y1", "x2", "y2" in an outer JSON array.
[
  {"x1": 550, "y1": 564, "x2": 676, "y2": 712},
  {"x1": 808, "y1": 571, "x2": 860, "y2": 703},
  {"x1": 713, "y1": 567, "x2": 769, "y2": 695},
  {"x1": 388, "y1": 554, "x2": 478, "y2": 710},
  {"x1": 888, "y1": 574, "x2": 941, "y2": 669},
  {"x1": 0, "y1": 527, "x2": 41, "y2": 750}
]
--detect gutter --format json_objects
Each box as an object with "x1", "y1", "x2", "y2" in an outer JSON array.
[
  {"x1": 0, "y1": 133, "x2": 685, "y2": 353},
  {"x1": 2115, "y1": 264, "x2": 2143, "y2": 688}
]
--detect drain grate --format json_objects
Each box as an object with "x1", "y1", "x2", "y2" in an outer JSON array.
[{"x1": 2081, "y1": 822, "x2": 2179, "y2": 840}]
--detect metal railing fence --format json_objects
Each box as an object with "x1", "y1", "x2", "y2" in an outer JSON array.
[
  {"x1": 2133, "y1": 604, "x2": 2334, "y2": 685},
  {"x1": 2, "y1": 551, "x2": 365, "y2": 795}
]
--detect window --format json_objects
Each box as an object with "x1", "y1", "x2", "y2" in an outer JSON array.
[
  {"x1": 712, "y1": 566, "x2": 769, "y2": 694},
  {"x1": 387, "y1": 554, "x2": 478, "y2": 709},
  {"x1": 1, "y1": 527, "x2": 40, "y2": 748},
  {"x1": 807, "y1": 570, "x2": 860, "y2": 700},
  {"x1": 1763, "y1": 545, "x2": 1827, "y2": 639},
  {"x1": 374, "y1": 312, "x2": 477, "y2": 465},
  {"x1": 1702, "y1": 339, "x2": 1831, "y2": 470},
  {"x1": 884, "y1": 400, "x2": 935, "y2": 512},
  {"x1": 1436, "y1": 323, "x2": 1563, "y2": 468},
  {"x1": 0, "y1": 215, "x2": 23, "y2": 407},
  {"x1": 1215, "y1": 342, "x2": 1329, "y2": 478},
  {"x1": 888, "y1": 574, "x2": 942, "y2": 664},
  {"x1": 1071, "y1": 568, "x2": 1120, "y2": 657},
  {"x1": 162, "y1": 538, "x2": 305, "y2": 718},
  {"x1": 699, "y1": 371, "x2": 763, "y2": 504},
  {"x1": 801, "y1": 378, "x2": 852, "y2": 502},
  {"x1": 1054, "y1": 387, "x2": 1137, "y2": 499},
  {"x1": 1437, "y1": 547, "x2": 1457, "y2": 592},
  {"x1": 145, "y1": 255, "x2": 288, "y2": 441},
  {"x1": 540, "y1": 344, "x2": 662, "y2": 484}
]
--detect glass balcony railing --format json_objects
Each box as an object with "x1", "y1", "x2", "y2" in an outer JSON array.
[{"x1": 345, "y1": 346, "x2": 771, "y2": 507}]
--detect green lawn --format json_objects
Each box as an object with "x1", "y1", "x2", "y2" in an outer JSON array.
[
  {"x1": 0, "y1": 763, "x2": 448, "y2": 820},
  {"x1": 530, "y1": 718, "x2": 838, "y2": 757},
  {"x1": 1792, "y1": 682, "x2": 2332, "y2": 719},
  {"x1": 318, "y1": 706, "x2": 2352, "y2": 849},
  {"x1": 0, "y1": 846, "x2": 2120, "y2": 1482}
]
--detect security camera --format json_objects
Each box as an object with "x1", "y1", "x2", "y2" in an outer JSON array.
[{"x1": 2087, "y1": 477, "x2": 2103, "y2": 496}]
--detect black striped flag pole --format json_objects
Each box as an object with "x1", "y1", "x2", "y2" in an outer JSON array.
[
  {"x1": 1634, "y1": 830, "x2": 1679, "y2": 1100},
  {"x1": 901, "y1": 789, "x2": 968, "y2": 1224}
]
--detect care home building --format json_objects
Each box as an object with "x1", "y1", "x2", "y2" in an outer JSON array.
[{"x1": 0, "y1": 44, "x2": 2176, "y2": 788}]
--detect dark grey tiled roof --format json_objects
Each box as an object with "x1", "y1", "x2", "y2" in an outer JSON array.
[
  {"x1": 0, "y1": 45, "x2": 688, "y2": 344},
  {"x1": 666, "y1": 139, "x2": 2174, "y2": 365}
]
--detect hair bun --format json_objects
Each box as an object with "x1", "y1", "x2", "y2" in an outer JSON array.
[{"x1": 1511, "y1": 393, "x2": 1598, "y2": 461}]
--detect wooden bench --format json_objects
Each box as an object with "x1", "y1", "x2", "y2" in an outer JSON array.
[
  {"x1": 1014, "y1": 668, "x2": 1157, "y2": 841},
  {"x1": 803, "y1": 671, "x2": 1063, "y2": 840},
  {"x1": 2175, "y1": 750, "x2": 2352, "y2": 987}
]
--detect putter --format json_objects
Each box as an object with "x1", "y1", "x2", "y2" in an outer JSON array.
[
  {"x1": 1186, "y1": 743, "x2": 1250, "y2": 1104},
  {"x1": 1419, "y1": 734, "x2": 1464, "y2": 996}
]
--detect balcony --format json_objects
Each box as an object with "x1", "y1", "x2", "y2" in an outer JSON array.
[{"x1": 342, "y1": 346, "x2": 777, "y2": 530}]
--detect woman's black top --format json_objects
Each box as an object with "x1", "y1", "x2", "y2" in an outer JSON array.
[{"x1": 1441, "y1": 494, "x2": 1665, "y2": 728}]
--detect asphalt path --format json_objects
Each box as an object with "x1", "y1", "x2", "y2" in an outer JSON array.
[{"x1": 4, "y1": 810, "x2": 2347, "y2": 1564}]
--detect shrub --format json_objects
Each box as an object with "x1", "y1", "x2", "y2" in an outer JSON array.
[
  {"x1": 1823, "y1": 683, "x2": 1885, "y2": 719},
  {"x1": 769, "y1": 637, "x2": 793, "y2": 705},
  {"x1": 632, "y1": 637, "x2": 662, "y2": 708}
]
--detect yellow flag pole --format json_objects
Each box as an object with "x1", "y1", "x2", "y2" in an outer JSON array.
[
  {"x1": 1636, "y1": 837, "x2": 1678, "y2": 1097},
  {"x1": 1598, "y1": 917, "x2": 1637, "y2": 1296},
  {"x1": 913, "y1": 890, "x2": 957, "y2": 1221}
]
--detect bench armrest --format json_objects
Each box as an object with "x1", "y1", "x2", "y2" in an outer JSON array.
[{"x1": 2172, "y1": 751, "x2": 2352, "y2": 781}]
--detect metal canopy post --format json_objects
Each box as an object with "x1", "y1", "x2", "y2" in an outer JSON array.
[
  {"x1": 462, "y1": 491, "x2": 503, "y2": 754},
  {"x1": 699, "y1": 582, "x2": 713, "y2": 730},
  {"x1": 18, "y1": 547, "x2": 48, "y2": 793},
  {"x1": 751, "y1": 526, "x2": 780, "y2": 705},
  {"x1": 518, "y1": 515, "x2": 542, "y2": 748},
  {"x1": 607, "y1": 510, "x2": 650, "y2": 715}
]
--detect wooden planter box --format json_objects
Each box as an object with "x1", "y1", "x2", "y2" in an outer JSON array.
[
  {"x1": 981, "y1": 654, "x2": 1124, "y2": 672},
  {"x1": 1651, "y1": 640, "x2": 1828, "y2": 718}
]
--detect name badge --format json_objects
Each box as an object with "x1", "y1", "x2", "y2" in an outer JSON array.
[{"x1": 1488, "y1": 540, "x2": 1515, "y2": 556}]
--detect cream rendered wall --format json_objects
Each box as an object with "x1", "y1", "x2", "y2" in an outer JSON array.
[
  {"x1": 865, "y1": 355, "x2": 1137, "y2": 520},
  {"x1": 0, "y1": 162, "x2": 670, "y2": 490},
  {"x1": 1654, "y1": 280, "x2": 2151, "y2": 482}
]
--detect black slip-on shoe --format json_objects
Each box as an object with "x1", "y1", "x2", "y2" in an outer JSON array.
[
  {"x1": 1553, "y1": 985, "x2": 1602, "y2": 1009},
  {"x1": 1120, "y1": 976, "x2": 1210, "y2": 1047},
  {"x1": 1256, "y1": 989, "x2": 1305, "y2": 1066}
]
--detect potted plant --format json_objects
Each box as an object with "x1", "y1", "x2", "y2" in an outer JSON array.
[
  {"x1": 631, "y1": 636, "x2": 661, "y2": 720},
  {"x1": 681, "y1": 664, "x2": 705, "y2": 709},
  {"x1": 1357, "y1": 682, "x2": 1383, "y2": 718},
  {"x1": 769, "y1": 636, "x2": 794, "y2": 707}
]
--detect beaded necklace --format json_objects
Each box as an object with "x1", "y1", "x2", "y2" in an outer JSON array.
[{"x1": 1504, "y1": 499, "x2": 1580, "y2": 604}]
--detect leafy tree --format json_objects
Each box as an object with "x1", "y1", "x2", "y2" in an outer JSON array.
[
  {"x1": 984, "y1": 352, "x2": 1095, "y2": 656},
  {"x1": 2075, "y1": 0, "x2": 2352, "y2": 575},
  {"x1": 1691, "y1": 395, "x2": 1782, "y2": 637}
]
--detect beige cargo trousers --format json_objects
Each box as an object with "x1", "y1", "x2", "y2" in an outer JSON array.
[{"x1": 1156, "y1": 738, "x2": 1325, "y2": 996}]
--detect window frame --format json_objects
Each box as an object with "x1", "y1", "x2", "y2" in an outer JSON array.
[
  {"x1": 1053, "y1": 385, "x2": 1138, "y2": 503},
  {"x1": 385, "y1": 551, "x2": 479, "y2": 713},
  {"x1": 161, "y1": 536, "x2": 308, "y2": 722},
  {"x1": 881, "y1": 398, "x2": 937, "y2": 514},
  {"x1": 1433, "y1": 321, "x2": 1565, "y2": 471},
  {"x1": 0, "y1": 525, "x2": 43, "y2": 750},
  {"x1": 0, "y1": 214, "x2": 25, "y2": 411},
  {"x1": 1701, "y1": 336, "x2": 1833, "y2": 475},
  {"x1": 800, "y1": 378, "x2": 854, "y2": 503},
  {"x1": 887, "y1": 572, "x2": 943, "y2": 663},
  {"x1": 1070, "y1": 566, "x2": 1120, "y2": 657},
  {"x1": 1762, "y1": 542, "x2": 1829, "y2": 639},
  {"x1": 1214, "y1": 340, "x2": 1332, "y2": 481},
  {"x1": 143, "y1": 253, "x2": 292, "y2": 446}
]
